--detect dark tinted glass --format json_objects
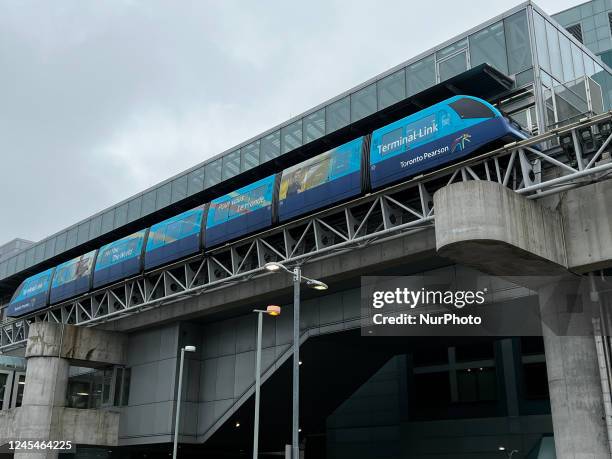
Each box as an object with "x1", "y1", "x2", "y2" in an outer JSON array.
[
  {"x1": 455, "y1": 341, "x2": 495, "y2": 362},
  {"x1": 281, "y1": 120, "x2": 302, "y2": 154},
  {"x1": 241, "y1": 141, "x2": 260, "y2": 172},
  {"x1": 303, "y1": 109, "x2": 325, "y2": 143},
  {"x1": 66, "y1": 227, "x2": 78, "y2": 250},
  {"x1": 222, "y1": 150, "x2": 241, "y2": 180},
  {"x1": 449, "y1": 98, "x2": 496, "y2": 119},
  {"x1": 171, "y1": 175, "x2": 188, "y2": 203},
  {"x1": 127, "y1": 197, "x2": 142, "y2": 222},
  {"x1": 522, "y1": 362, "x2": 549, "y2": 399},
  {"x1": 457, "y1": 367, "x2": 497, "y2": 402},
  {"x1": 261, "y1": 131, "x2": 281, "y2": 162},
  {"x1": 413, "y1": 371, "x2": 451, "y2": 419},
  {"x1": 101, "y1": 210, "x2": 115, "y2": 234},
  {"x1": 44, "y1": 237, "x2": 57, "y2": 258},
  {"x1": 205, "y1": 159, "x2": 222, "y2": 188},
  {"x1": 34, "y1": 242, "x2": 45, "y2": 263},
  {"x1": 156, "y1": 183, "x2": 171, "y2": 210},
  {"x1": 326, "y1": 96, "x2": 350, "y2": 133},
  {"x1": 142, "y1": 190, "x2": 156, "y2": 215},
  {"x1": 77, "y1": 222, "x2": 90, "y2": 245},
  {"x1": 351, "y1": 84, "x2": 377, "y2": 121},
  {"x1": 378, "y1": 69, "x2": 406, "y2": 109},
  {"x1": 114, "y1": 203, "x2": 128, "y2": 229},
  {"x1": 188, "y1": 167, "x2": 205, "y2": 196}
]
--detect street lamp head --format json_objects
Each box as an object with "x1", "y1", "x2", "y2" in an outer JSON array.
[
  {"x1": 498, "y1": 446, "x2": 506, "y2": 451},
  {"x1": 266, "y1": 305, "x2": 281, "y2": 316},
  {"x1": 184, "y1": 345, "x2": 196, "y2": 352},
  {"x1": 264, "y1": 262, "x2": 283, "y2": 272},
  {"x1": 307, "y1": 279, "x2": 328, "y2": 291}
]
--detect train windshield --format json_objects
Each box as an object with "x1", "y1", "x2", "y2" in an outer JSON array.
[
  {"x1": 448, "y1": 97, "x2": 496, "y2": 119},
  {"x1": 10, "y1": 268, "x2": 53, "y2": 303}
]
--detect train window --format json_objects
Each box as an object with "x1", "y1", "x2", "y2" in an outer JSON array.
[
  {"x1": 52, "y1": 252, "x2": 95, "y2": 288},
  {"x1": 380, "y1": 127, "x2": 404, "y2": 156},
  {"x1": 165, "y1": 213, "x2": 199, "y2": 242},
  {"x1": 165, "y1": 220, "x2": 184, "y2": 243},
  {"x1": 12, "y1": 270, "x2": 52, "y2": 303},
  {"x1": 331, "y1": 148, "x2": 352, "y2": 175},
  {"x1": 96, "y1": 236, "x2": 142, "y2": 268},
  {"x1": 227, "y1": 185, "x2": 268, "y2": 219},
  {"x1": 211, "y1": 202, "x2": 230, "y2": 225},
  {"x1": 279, "y1": 139, "x2": 361, "y2": 201},
  {"x1": 448, "y1": 98, "x2": 495, "y2": 119}
]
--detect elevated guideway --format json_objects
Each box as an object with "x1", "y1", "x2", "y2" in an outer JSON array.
[{"x1": 2, "y1": 111, "x2": 612, "y2": 352}]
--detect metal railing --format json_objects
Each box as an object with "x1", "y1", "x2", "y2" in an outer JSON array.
[{"x1": 2, "y1": 111, "x2": 612, "y2": 352}]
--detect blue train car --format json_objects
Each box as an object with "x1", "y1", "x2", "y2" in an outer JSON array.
[
  {"x1": 369, "y1": 95, "x2": 527, "y2": 189},
  {"x1": 6, "y1": 268, "x2": 55, "y2": 317},
  {"x1": 93, "y1": 230, "x2": 147, "y2": 288},
  {"x1": 50, "y1": 250, "x2": 97, "y2": 304},
  {"x1": 278, "y1": 137, "x2": 363, "y2": 222},
  {"x1": 145, "y1": 206, "x2": 205, "y2": 270},
  {"x1": 205, "y1": 175, "x2": 275, "y2": 247}
]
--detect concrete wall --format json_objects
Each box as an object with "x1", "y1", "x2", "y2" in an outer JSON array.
[
  {"x1": 327, "y1": 357, "x2": 404, "y2": 459},
  {"x1": 434, "y1": 180, "x2": 568, "y2": 276},
  {"x1": 114, "y1": 264, "x2": 548, "y2": 446},
  {"x1": 0, "y1": 323, "x2": 127, "y2": 452},
  {"x1": 556, "y1": 179, "x2": 612, "y2": 273},
  {"x1": 118, "y1": 323, "x2": 180, "y2": 445},
  {"x1": 0, "y1": 407, "x2": 119, "y2": 445}
]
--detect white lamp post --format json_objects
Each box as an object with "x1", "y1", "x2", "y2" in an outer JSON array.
[
  {"x1": 173, "y1": 345, "x2": 196, "y2": 459},
  {"x1": 264, "y1": 262, "x2": 327, "y2": 458},
  {"x1": 252, "y1": 305, "x2": 281, "y2": 459}
]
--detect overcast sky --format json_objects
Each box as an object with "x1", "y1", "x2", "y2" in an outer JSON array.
[{"x1": 0, "y1": 0, "x2": 577, "y2": 245}]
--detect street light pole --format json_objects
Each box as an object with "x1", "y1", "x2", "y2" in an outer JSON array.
[
  {"x1": 263, "y1": 262, "x2": 327, "y2": 459},
  {"x1": 292, "y1": 267, "x2": 301, "y2": 459},
  {"x1": 253, "y1": 305, "x2": 281, "y2": 459},
  {"x1": 173, "y1": 345, "x2": 196, "y2": 459},
  {"x1": 253, "y1": 310, "x2": 263, "y2": 459}
]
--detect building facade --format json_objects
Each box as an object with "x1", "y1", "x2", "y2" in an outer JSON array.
[{"x1": 553, "y1": 0, "x2": 612, "y2": 67}]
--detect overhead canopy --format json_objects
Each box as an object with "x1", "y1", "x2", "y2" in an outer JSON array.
[{"x1": 414, "y1": 62, "x2": 515, "y2": 104}]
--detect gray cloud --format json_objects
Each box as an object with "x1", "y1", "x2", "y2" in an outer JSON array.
[{"x1": 0, "y1": 0, "x2": 577, "y2": 244}]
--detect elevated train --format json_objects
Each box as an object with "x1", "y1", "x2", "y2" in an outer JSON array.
[{"x1": 6, "y1": 95, "x2": 527, "y2": 317}]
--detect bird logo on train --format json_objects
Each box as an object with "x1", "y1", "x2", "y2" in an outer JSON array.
[{"x1": 451, "y1": 133, "x2": 471, "y2": 153}]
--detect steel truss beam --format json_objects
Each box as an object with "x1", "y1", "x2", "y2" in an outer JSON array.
[{"x1": 2, "y1": 111, "x2": 612, "y2": 351}]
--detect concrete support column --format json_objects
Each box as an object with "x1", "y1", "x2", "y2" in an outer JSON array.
[
  {"x1": 433, "y1": 180, "x2": 612, "y2": 458},
  {"x1": 14, "y1": 355, "x2": 70, "y2": 459},
  {"x1": 0, "y1": 322, "x2": 128, "y2": 455},
  {"x1": 539, "y1": 282, "x2": 609, "y2": 458}
]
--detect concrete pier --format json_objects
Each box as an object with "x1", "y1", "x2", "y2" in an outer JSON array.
[
  {"x1": 434, "y1": 180, "x2": 612, "y2": 458},
  {"x1": 0, "y1": 323, "x2": 127, "y2": 458}
]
